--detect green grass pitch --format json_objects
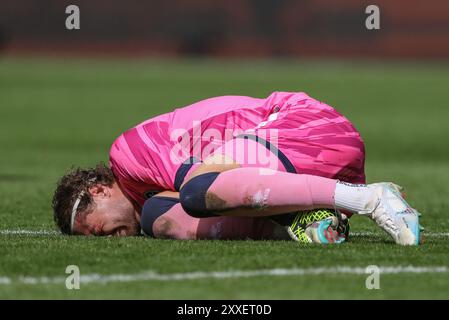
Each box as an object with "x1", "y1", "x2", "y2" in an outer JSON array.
[{"x1": 1, "y1": 58, "x2": 449, "y2": 299}]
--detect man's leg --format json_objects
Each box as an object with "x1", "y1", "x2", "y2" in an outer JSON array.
[
  {"x1": 179, "y1": 165, "x2": 421, "y2": 245},
  {"x1": 180, "y1": 167, "x2": 337, "y2": 217}
]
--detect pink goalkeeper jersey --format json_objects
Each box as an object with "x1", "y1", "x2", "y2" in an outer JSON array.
[
  {"x1": 109, "y1": 91, "x2": 365, "y2": 209},
  {"x1": 109, "y1": 93, "x2": 285, "y2": 207}
]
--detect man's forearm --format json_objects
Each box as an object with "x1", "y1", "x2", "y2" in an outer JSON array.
[{"x1": 142, "y1": 192, "x2": 288, "y2": 240}]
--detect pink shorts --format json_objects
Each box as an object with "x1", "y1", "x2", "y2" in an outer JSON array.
[{"x1": 212, "y1": 96, "x2": 366, "y2": 184}]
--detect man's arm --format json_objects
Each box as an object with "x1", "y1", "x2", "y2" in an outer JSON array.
[{"x1": 141, "y1": 191, "x2": 289, "y2": 240}]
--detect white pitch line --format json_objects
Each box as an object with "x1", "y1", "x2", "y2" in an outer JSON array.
[
  {"x1": 351, "y1": 232, "x2": 449, "y2": 238},
  {"x1": 0, "y1": 229, "x2": 60, "y2": 236},
  {"x1": 425, "y1": 232, "x2": 449, "y2": 237},
  {"x1": 1, "y1": 229, "x2": 448, "y2": 237},
  {"x1": 1, "y1": 266, "x2": 448, "y2": 286}
]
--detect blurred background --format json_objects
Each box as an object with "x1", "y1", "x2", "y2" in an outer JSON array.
[{"x1": 1, "y1": 0, "x2": 449, "y2": 58}]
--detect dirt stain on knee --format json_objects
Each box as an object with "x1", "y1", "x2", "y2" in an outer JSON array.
[
  {"x1": 205, "y1": 192, "x2": 227, "y2": 210},
  {"x1": 153, "y1": 217, "x2": 173, "y2": 239}
]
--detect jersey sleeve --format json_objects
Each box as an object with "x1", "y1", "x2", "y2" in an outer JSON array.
[{"x1": 109, "y1": 118, "x2": 174, "y2": 207}]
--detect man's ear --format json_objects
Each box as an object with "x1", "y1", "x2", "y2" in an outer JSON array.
[{"x1": 88, "y1": 184, "x2": 111, "y2": 198}]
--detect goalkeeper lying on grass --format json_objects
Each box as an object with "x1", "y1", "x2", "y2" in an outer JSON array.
[{"x1": 52, "y1": 91, "x2": 422, "y2": 245}]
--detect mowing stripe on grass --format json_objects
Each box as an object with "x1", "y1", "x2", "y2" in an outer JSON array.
[{"x1": 0, "y1": 266, "x2": 448, "y2": 286}]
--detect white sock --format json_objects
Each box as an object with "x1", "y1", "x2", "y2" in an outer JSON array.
[{"x1": 334, "y1": 182, "x2": 376, "y2": 215}]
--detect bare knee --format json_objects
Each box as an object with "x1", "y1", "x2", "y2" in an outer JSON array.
[{"x1": 180, "y1": 161, "x2": 240, "y2": 189}]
